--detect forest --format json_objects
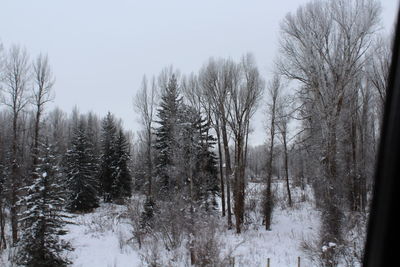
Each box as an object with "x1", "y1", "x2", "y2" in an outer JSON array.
[{"x1": 0, "y1": 0, "x2": 393, "y2": 266}]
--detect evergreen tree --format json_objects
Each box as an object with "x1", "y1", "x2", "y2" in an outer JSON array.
[
  {"x1": 16, "y1": 142, "x2": 72, "y2": 267},
  {"x1": 65, "y1": 122, "x2": 99, "y2": 212},
  {"x1": 111, "y1": 129, "x2": 132, "y2": 200},
  {"x1": 154, "y1": 74, "x2": 182, "y2": 193},
  {"x1": 178, "y1": 105, "x2": 218, "y2": 207},
  {"x1": 195, "y1": 127, "x2": 219, "y2": 208},
  {"x1": 99, "y1": 112, "x2": 117, "y2": 202}
]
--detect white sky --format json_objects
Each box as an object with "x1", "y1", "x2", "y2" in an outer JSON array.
[{"x1": 1, "y1": 0, "x2": 398, "y2": 145}]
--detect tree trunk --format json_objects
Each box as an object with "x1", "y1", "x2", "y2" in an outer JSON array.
[
  {"x1": 0, "y1": 200, "x2": 6, "y2": 250},
  {"x1": 11, "y1": 115, "x2": 19, "y2": 244},
  {"x1": 282, "y1": 131, "x2": 292, "y2": 207},
  {"x1": 215, "y1": 118, "x2": 226, "y2": 217},
  {"x1": 265, "y1": 100, "x2": 276, "y2": 231},
  {"x1": 265, "y1": 137, "x2": 274, "y2": 230},
  {"x1": 147, "y1": 127, "x2": 153, "y2": 198},
  {"x1": 321, "y1": 119, "x2": 342, "y2": 248},
  {"x1": 221, "y1": 115, "x2": 232, "y2": 229},
  {"x1": 234, "y1": 133, "x2": 245, "y2": 234}
]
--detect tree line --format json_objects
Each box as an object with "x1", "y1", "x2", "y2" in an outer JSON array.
[
  {"x1": 0, "y1": 44, "x2": 132, "y2": 265},
  {"x1": 132, "y1": 0, "x2": 391, "y2": 265}
]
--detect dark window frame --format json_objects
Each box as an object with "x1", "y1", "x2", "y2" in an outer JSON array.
[{"x1": 363, "y1": 6, "x2": 400, "y2": 267}]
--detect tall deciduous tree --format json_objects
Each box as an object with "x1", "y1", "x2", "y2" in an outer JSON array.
[
  {"x1": 134, "y1": 75, "x2": 157, "y2": 198},
  {"x1": 1, "y1": 45, "x2": 30, "y2": 244},
  {"x1": 31, "y1": 54, "x2": 54, "y2": 172},
  {"x1": 276, "y1": 93, "x2": 292, "y2": 207},
  {"x1": 263, "y1": 75, "x2": 280, "y2": 230},
  {"x1": 226, "y1": 54, "x2": 264, "y2": 233},
  {"x1": 200, "y1": 58, "x2": 234, "y2": 228},
  {"x1": 277, "y1": 0, "x2": 381, "y2": 262}
]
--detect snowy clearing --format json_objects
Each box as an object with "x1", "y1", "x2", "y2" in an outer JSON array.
[{"x1": 64, "y1": 182, "x2": 319, "y2": 267}]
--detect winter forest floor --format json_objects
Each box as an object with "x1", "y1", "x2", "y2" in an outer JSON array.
[{"x1": 1, "y1": 181, "x2": 322, "y2": 267}]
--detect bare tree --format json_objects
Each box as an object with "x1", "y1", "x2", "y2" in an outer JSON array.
[
  {"x1": 214, "y1": 117, "x2": 226, "y2": 217},
  {"x1": 368, "y1": 35, "x2": 392, "y2": 124},
  {"x1": 47, "y1": 107, "x2": 68, "y2": 153},
  {"x1": 184, "y1": 71, "x2": 228, "y2": 218},
  {"x1": 277, "y1": 0, "x2": 381, "y2": 262},
  {"x1": 264, "y1": 75, "x2": 280, "y2": 230},
  {"x1": 226, "y1": 53, "x2": 264, "y2": 233},
  {"x1": 0, "y1": 41, "x2": 7, "y2": 250},
  {"x1": 31, "y1": 53, "x2": 55, "y2": 170},
  {"x1": 134, "y1": 75, "x2": 157, "y2": 198},
  {"x1": 200, "y1": 58, "x2": 234, "y2": 228},
  {"x1": 276, "y1": 93, "x2": 292, "y2": 207},
  {"x1": 1, "y1": 45, "x2": 31, "y2": 244}
]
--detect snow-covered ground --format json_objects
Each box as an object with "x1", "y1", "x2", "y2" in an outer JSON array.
[
  {"x1": 65, "y1": 204, "x2": 141, "y2": 267},
  {"x1": 66, "y1": 181, "x2": 319, "y2": 267},
  {"x1": 223, "y1": 204, "x2": 319, "y2": 266},
  {"x1": 1, "y1": 181, "x2": 321, "y2": 266}
]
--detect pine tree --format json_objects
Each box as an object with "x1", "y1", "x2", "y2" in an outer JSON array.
[
  {"x1": 154, "y1": 74, "x2": 182, "y2": 193},
  {"x1": 111, "y1": 129, "x2": 132, "y2": 200},
  {"x1": 178, "y1": 105, "x2": 218, "y2": 207},
  {"x1": 99, "y1": 112, "x2": 117, "y2": 202},
  {"x1": 16, "y1": 142, "x2": 72, "y2": 267},
  {"x1": 196, "y1": 127, "x2": 219, "y2": 209},
  {"x1": 65, "y1": 122, "x2": 99, "y2": 212}
]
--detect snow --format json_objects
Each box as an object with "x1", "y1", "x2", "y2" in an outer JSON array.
[
  {"x1": 1, "y1": 181, "x2": 321, "y2": 267},
  {"x1": 65, "y1": 204, "x2": 141, "y2": 267},
  {"x1": 328, "y1": 242, "x2": 337, "y2": 247},
  {"x1": 220, "y1": 204, "x2": 319, "y2": 266},
  {"x1": 63, "y1": 181, "x2": 319, "y2": 267}
]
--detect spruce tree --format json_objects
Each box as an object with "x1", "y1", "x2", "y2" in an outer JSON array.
[
  {"x1": 111, "y1": 129, "x2": 132, "y2": 200},
  {"x1": 178, "y1": 105, "x2": 218, "y2": 207},
  {"x1": 65, "y1": 122, "x2": 99, "y2": 212},
  {"x1": 154, "y1": 74, "x2": 182, "y2": 193},
  {"x1": 17, "y1": 142, "x2": 72, "y2": 267},
  {"x1": 195, "y1": 116, "x2": 219, "y2": 208},
  {"x1": 99, "y1": 112, "x2": 117, "y2": 202}
]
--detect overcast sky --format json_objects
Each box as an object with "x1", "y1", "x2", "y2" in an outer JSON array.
[{"x1": 1, "y1": 0, "x2": 398, "y2": 145}]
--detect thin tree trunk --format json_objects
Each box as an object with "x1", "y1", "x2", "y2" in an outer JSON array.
[
  {"x1": 265, "y1": 135, "x2": 274, "y2": 230},
  {"x1": 147, "y1": 127, "x2": 153, "y2": 198},
  {"x1": 33, "y1": 110, "x2": 41, "y2": 165},
  {"x1": 234, "y1": 119, "x2": 250, "y2": 234},
  {"x1": 265, "y1": 102, "x2": 276, "y2": 231},
  {"x1": 215, "y1": 118, "x2": 226, "y2": 217},
  {"x1": 11, "y1": 115, "x2": 19, "y2": 244},
  {"x1": 221, "y1": 115, "x2": 232, "y2": 229},
  {"x1": 282, "y1": 131, "x2": 292, "y2": 207},
  {"x1": 234, "y1": 133, "x2": 245, "y2": 234},
  {"x1": 0, "y1": 201, "x2": 6, "y2": 250},
  {"x1": 350, "y1": 114, "x2": 358, "y2": 211}
]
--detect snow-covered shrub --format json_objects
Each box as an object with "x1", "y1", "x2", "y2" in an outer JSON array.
[
  {"x1": 139, "y1": 236, "x2": 188, "y2": 267},
  {"x1": 340, "y1": 212, "x2": 368, "y2": 266},
  {"x1": 154, "y1": 199, "x2": 186, "y2": 251},
  {"x1": 140, "y1": 238, "x2": 163, "y2": 267},
  {"x1": 189, "y1": 216, "x2": 223, "y2": 266},
  {"x1": 301, "y1": 236, "x2": 345, "y2": 267},
  {"x1": 243, "y1": 182, "x2": 264, "y2": 230},
  {"x1": 78, "y1": 204, "x2": 124, "y2": 235},
  {"x1": 125, "y1": 196, "x2": 146, "y2": 249}
]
